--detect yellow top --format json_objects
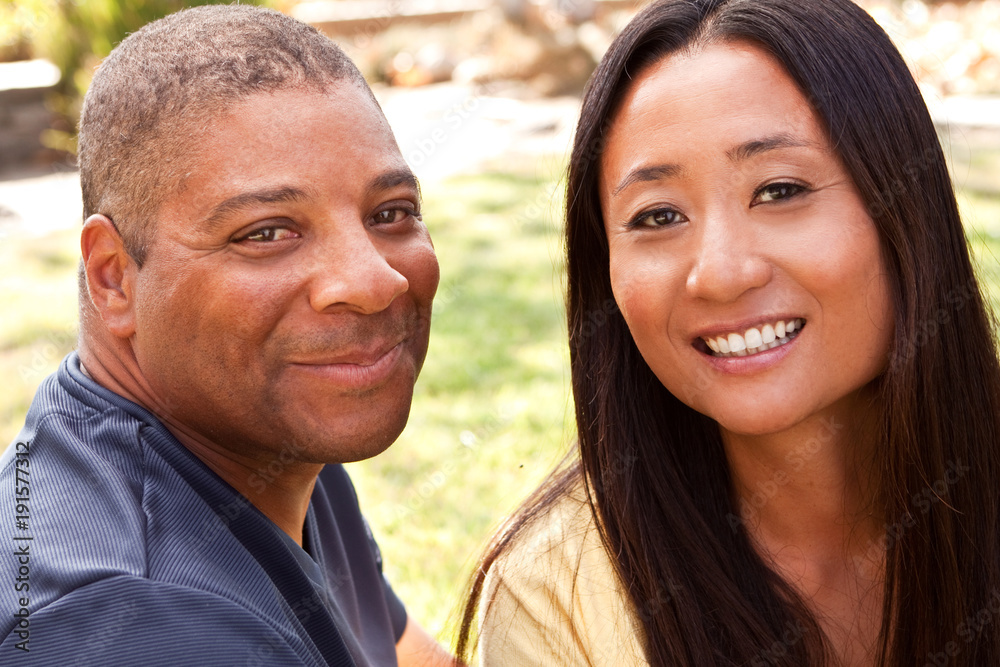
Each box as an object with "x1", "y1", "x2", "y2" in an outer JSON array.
[{"x1": 479, "y1": 483, "x2": 649, "y2": 666}]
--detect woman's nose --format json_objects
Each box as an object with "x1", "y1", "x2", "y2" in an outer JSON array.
[{"x1": 684, "y1": 217, "x2": 772, "y2": 303}]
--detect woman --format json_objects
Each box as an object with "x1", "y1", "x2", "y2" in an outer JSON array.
[{"x1": 457, "y1": 0, "x2": 1000, "y2": 665}]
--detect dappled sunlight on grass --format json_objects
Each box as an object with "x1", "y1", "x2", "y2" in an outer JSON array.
[
  {"x1": 960, "y1": 190, "x2": 1000, "y2": 313},
  {"x1": 0, "y1": 226, "x2": 78, "y2": 442}
]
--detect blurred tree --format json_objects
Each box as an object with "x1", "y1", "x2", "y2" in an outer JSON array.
[{"x1": 0, "y1": 0, "x2": 282, "y2": 153}]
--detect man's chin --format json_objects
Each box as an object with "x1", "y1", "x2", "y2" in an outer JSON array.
[{"x1": 285, "y1": 404, "x2": 412, "y2": 465}]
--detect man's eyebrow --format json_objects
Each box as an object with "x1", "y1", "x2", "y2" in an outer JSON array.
[
  {"x1": 612, "y1": 163, "x2": 682, "y2": 197},
  {"x1": 368, "y1": 168, "x2": 420, "y2": 200},
  {"x1": 203, "y1": 186, "x2": 310, "y2": 229},
  {"x1": 726, "y1": 133, "x2": 815, "y2": 163}
]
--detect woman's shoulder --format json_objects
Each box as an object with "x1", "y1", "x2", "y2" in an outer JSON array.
[
  {"x1": 480, "y1": 478, "x2": 647, "y2": 666},
  {"x1": 498, "y1": 479, "x2": 598, "y2": 567}
]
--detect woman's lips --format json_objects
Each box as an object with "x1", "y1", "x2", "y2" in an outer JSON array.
[{"x1": 700, "y1": 318, "x2": 806, "y2": 358}]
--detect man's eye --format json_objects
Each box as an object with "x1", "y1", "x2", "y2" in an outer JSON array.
[
  {"x1": 629, "y1": 208, "x2": 685, "y2": 229},
  {"x1": 372, "y1": 208, "x2": 417, "y2": 226},
  {"x1": 241, "y1": 227, "x2": 297, "y2": 242},
  {"x1": 753, "y1": 182, "x2": 807, "y2": 205}
]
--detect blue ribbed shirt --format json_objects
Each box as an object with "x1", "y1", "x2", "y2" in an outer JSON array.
[{"x1": 0, "y1": 353, "x2": 406, "y2": 666}]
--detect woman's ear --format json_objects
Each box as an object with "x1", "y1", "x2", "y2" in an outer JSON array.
[{"x1": 80, "y1": 214, "x2": 137, "y2": 338}]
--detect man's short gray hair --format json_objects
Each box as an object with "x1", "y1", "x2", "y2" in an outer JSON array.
[{"x1": 78, "y1": 4, "x2": 371, "y2": 266}]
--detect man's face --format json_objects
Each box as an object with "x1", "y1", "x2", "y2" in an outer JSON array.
[{"x1": 127, "y1": 83, "x2": 438, "y2": 465}]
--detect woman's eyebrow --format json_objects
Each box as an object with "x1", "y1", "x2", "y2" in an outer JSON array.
[
  {"x1": 612, "y1": 163, "x2": 682, "y2": 197},
  {"x1": 611, "y1": 134, "x2": 818, "y2": 199},
  {"x1": 726, "y1": 133, "x2": 815, "y2": 162}
]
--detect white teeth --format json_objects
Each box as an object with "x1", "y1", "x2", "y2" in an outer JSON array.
[{"x1": 702, "y1": 318, "x2": 804, "y2": 358}]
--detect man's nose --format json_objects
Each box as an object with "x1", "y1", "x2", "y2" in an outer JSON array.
[
  {"x1": 684, "y1": 215, "x2": 771, "y2": 303},
  {"x1": 308, "y1": 225, "x2": 409, "y2": 315}
]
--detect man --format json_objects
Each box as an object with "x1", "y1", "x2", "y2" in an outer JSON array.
[{"x1": 0, "y1": 5, "x2": 455, "y2": 666}]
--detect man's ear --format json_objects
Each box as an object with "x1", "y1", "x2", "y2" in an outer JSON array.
[{"x1": 81, "y1": 214, "x2": 138, "y2": 338}]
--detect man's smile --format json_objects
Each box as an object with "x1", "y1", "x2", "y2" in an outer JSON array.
[{"x1": 289, "y1": 339, "x2": 408, "y2": 390}]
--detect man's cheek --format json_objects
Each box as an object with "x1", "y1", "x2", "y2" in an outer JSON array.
[{"x1": 399, "y1": 243, "x2": 440, "y2": 300}]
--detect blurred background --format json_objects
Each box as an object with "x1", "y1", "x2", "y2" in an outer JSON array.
[{"x1": 1, "y1": 0, "x2": 999, "y2": 646}]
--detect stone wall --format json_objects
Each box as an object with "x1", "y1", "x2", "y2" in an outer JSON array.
[{"x1": 0, "y1": 60, "x2": 59, "y2": 173}]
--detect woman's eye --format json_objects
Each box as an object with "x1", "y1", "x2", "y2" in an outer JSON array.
[
  {"x1": 630, "y1": 208, "x2": 685, "y2": 228},
  {"x1": 373, "y1": 208, "x2": 417, "y2": 225},
  {"x1": 241, "y1": 227, "x2": 297, "y2": 243},
  {"x1": 753, "y1": 182, "x2": 807, "y2": 205}
]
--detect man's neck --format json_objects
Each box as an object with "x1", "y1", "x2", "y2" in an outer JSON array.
[
  {"x1": 163, "y1": 421, "x2": 323, "y2": 546},
  {"x1": 78, "y1": 338, "x2": 320, "y2": 546}
]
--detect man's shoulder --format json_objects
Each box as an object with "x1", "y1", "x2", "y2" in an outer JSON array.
[
  {"x1": 0, "y1": 362, "x2": 162, "y2": 625},
  {"x1": 0, "y1": 358, "x2": 262, "y2": 635},
  {"x1": 1, "y1": 357, "x2": 156, "y2": 547},
  {"x1": 0, "y1": 360, "x2": 341, "y2": 664},
  {"x1": 4, "y1": 355, "x2": 150, "y2": 493},
  {"x1": 0, "y1": 574, "x2": 323, "y2": 665}
]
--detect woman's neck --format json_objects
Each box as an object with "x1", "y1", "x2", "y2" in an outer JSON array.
[{"x1": 722, "y1": 391, "x2": 885, "y2": 665}]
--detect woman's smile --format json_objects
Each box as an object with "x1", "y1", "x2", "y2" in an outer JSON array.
[{"x1": 699, "y1": 317, "x2": 805, "y2": 358}]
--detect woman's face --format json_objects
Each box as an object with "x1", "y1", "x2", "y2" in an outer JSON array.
[{"x1": 599, "y1": 41, "x2": 893, "y2": 439}]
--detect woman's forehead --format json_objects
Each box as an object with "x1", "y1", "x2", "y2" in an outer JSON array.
[{"x1": 598, "y1": 41, "x2": 825, "y2": 195}]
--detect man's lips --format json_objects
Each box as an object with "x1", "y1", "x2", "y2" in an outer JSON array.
[
  {"x1": 290, "y1": 338, "x2": 406, "y2": 366},
  {"x1": 289, "y1": 340, "x2": 407, "y2": 390}
]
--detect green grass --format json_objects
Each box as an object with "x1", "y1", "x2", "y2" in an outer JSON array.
[
  {"x1": 0, "y1": 227, "x2": 80, "y2": 442},
  {"x1": 3, "y1": 154, "x2": 1000, "y2": 648}
]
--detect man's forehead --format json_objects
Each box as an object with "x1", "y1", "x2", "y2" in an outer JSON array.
[
  {"x1": 168, "y1": 79, "x2": 388, "y2": 152},
  {"x1": 160, "y1": 83, "x2": 405, "y2": 197}
]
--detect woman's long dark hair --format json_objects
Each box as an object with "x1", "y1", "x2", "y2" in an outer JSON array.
[{"x1": 458, "y1": 0, "x2": 1000, "y2": 664}]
